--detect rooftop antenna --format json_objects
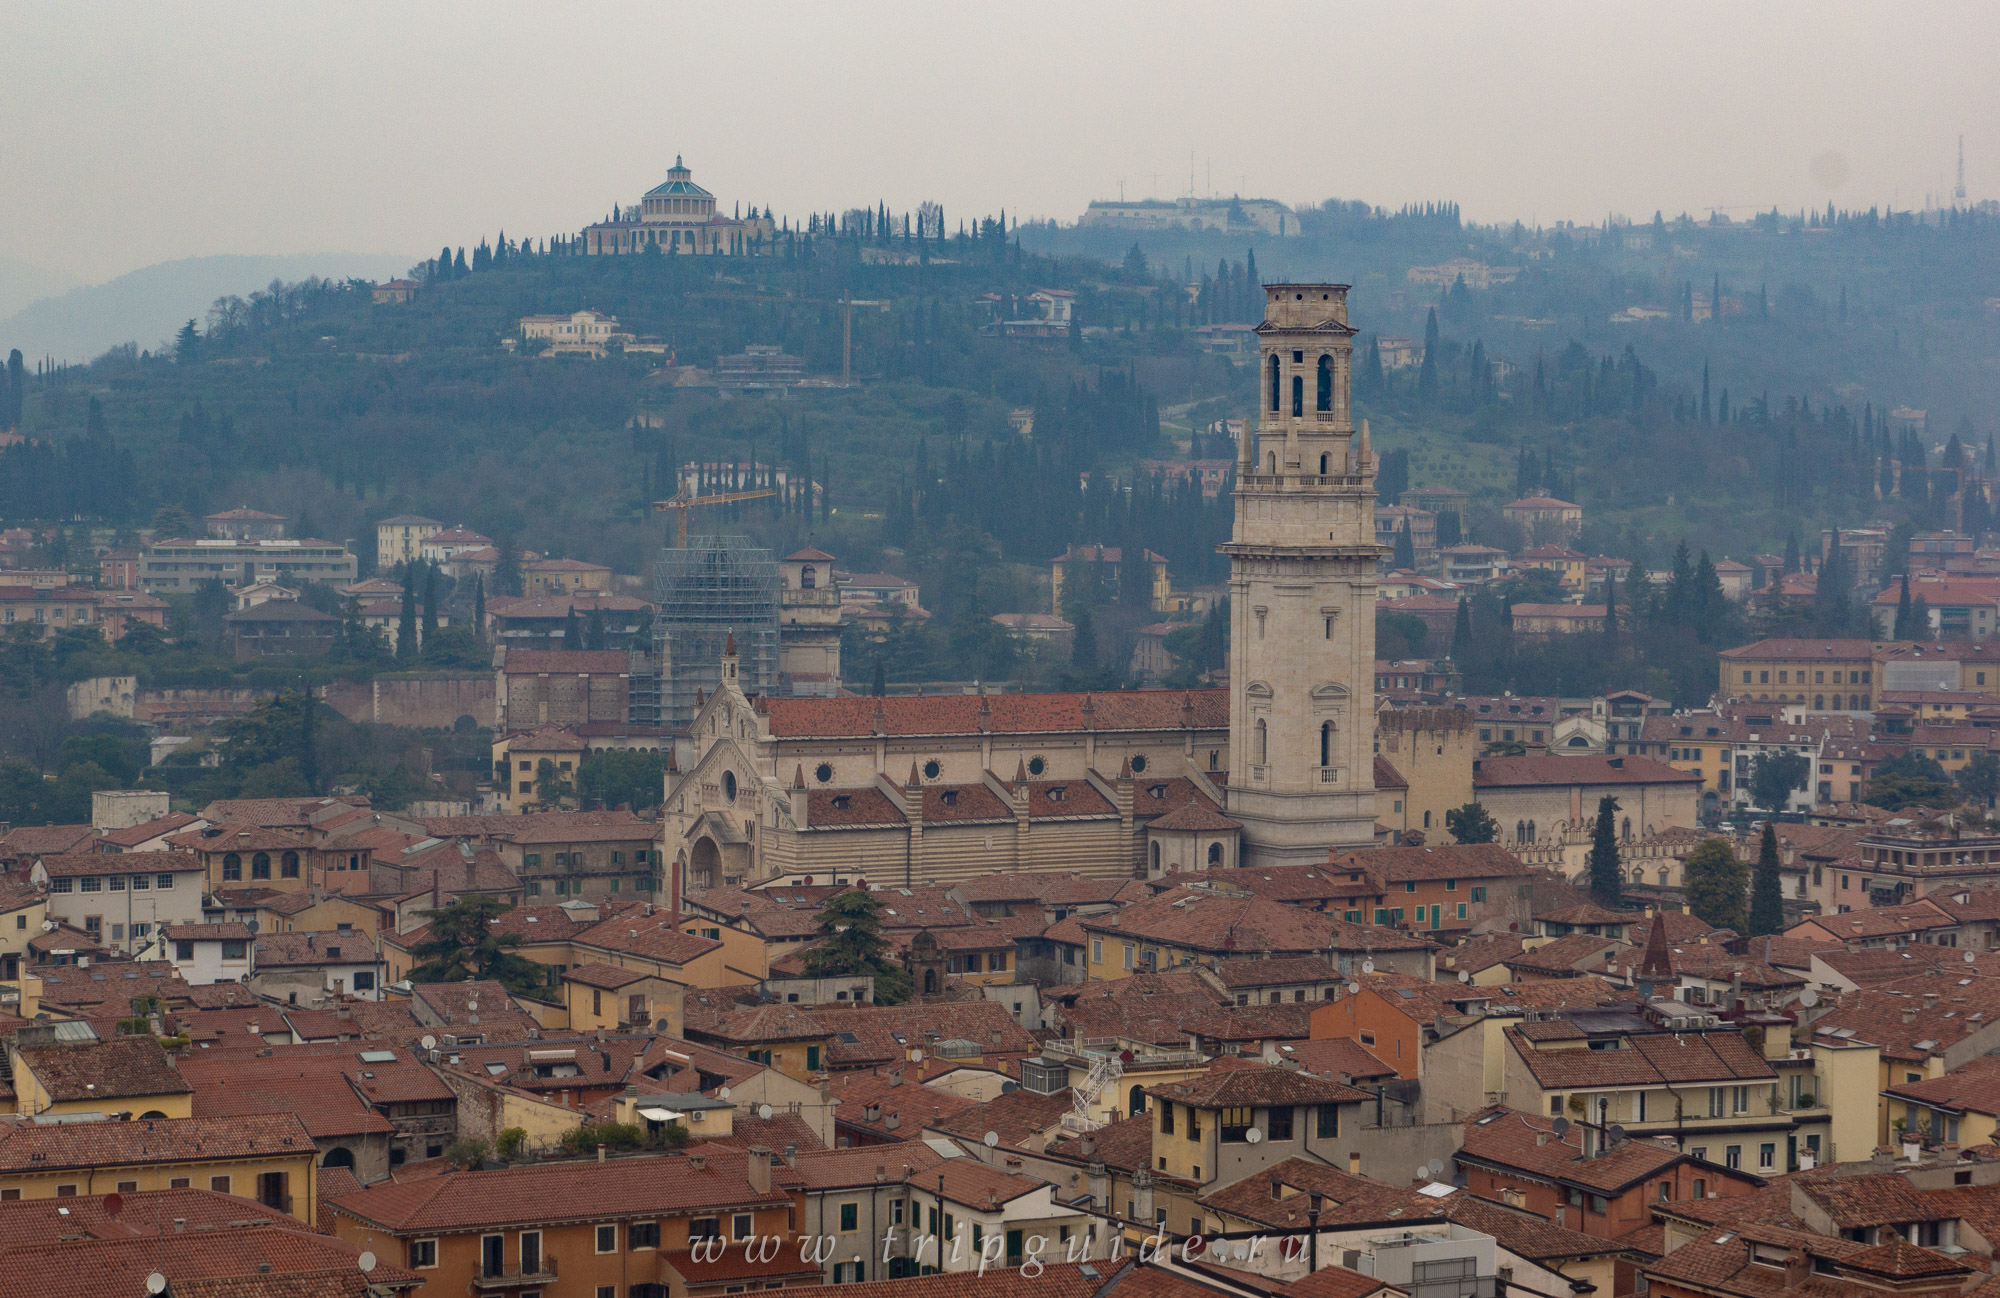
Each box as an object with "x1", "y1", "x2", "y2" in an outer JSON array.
[{"x1": 1956, "y1": 134, "x2": 1968, "y2": 206}]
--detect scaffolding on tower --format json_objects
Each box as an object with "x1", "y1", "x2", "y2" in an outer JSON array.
[{"x1": 647, "y1": 534, "x2": 781, "y2": 726}]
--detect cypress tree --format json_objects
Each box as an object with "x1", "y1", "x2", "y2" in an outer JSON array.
[
  {"x1": 562, "y1": 608, "x2": 582, "y2": 650},
  {"x1": 1894, "y1": 573, "x2": 1913, "y2": 638},
  {"x1": 436, "y1": 245, "x2": 452, "y2": 281},
  {"x1": 1748, "y1": 821, "x2": 1785, "y2": 936},
  {"x1": 1451, "y1": 597, "x2": 1472, "y2": 662},
  {"x1": 871, "y1": 657, "x2": 886, "y2": 697},
  {"x1": 1587, "y1": 795, "x2": 1623, "y2": 906},
  {"x1": 1603, "y1": 569, "x2": 1619, "y2": 656},
  {"x1": 396, "y1": 568, "x2": 417, "y2": 660},
  {"x1": 473, "y1": 576, "x2": 486, "y2": 635},
  {"x1": 420, "y1": 561, "x2": 439, "y2": 648}
]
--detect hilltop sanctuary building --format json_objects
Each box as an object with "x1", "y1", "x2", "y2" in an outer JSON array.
[{"x1": 582, "y1": 156, "x2": 778, "y2": 256}]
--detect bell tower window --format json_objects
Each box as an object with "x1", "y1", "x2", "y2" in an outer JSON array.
[
  {"x1": 1268, "y1": 355, "x2": 1280, "y2": 412},
  {"x1": 1320, "y1": 722, "x2": 1333, "y2": 767},
  {"x1": 1317, "y1": 355, "x2": 1333, "y2": 411},
  {"x1": 1292, "y1": 375, "x2": 1304, "y2": 417}
]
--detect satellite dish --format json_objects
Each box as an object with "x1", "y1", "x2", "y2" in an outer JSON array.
[
  {"x1": 1552, "y1": 1117, "x2": 1571, "y2": 1136},
  {"x1": 1458, "y1": 970, "x2": 1470, "y2": 984},
  {"x1": 1001, "y1": 1081, "x2": 1018, "y2": 1094},
  {"x1": 1607, "y1": 1125, "x2": 1626, "y2": 1145},
  {"x1": 909, "y1": 1049, "x2": 924, "y2": 1062},
  {"x1": 1799, "y1": 989, "x2": 1820, "y2": 1008},
  {"x1": 1346, "y1": 982, "x2": 1361, "y2": 995},
  {"x1": 1416, "y1": 1161, "x2": 1431, "y2": 1179},
  {"x1": 40, "y1": 921, "x2": 56, "y2": 932},
  {"x1": 246, "y1": 920, "x2": 259, "y2": 935},
  {"x1": 1362, "y1": 959, "x2": 1375, "y2": 974},
  {"x1": 146, "y1": 1276, "x2": 167, "y2": 1296},
  {"x1": 1452, "y1": 1172, "x2": 1468, "y2": 1188},
  {"x1": 983, "y1": 1131, "x2": 1000, "y2": 1148},
  {"x1": 719, "y1": 1087, "x2": 732, "y2": 1101},
  {"x1": 466, "y1": 1001, "x2": 479, "y2": 1012},
  {"x1": 1428, "y1": 1158, "x2": 1445, "y2": 1177},
  {"x1": 758, "y1": 1104, "x2": 774, "y2": 1121},
  {"x1": 358, "y1": 1251, "x2": 377, "y2": 1273},
  {"x1": 102, "y1": 1193, "x2": 123, "y2": 1218},
  {"x1": 1245, "y1": 1128, "x2": 1263, "y2": 1145}
]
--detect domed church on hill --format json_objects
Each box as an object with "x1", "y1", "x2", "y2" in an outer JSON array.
[{"x1": 582, "y1": 155, "x2": 778, "y2": 256}]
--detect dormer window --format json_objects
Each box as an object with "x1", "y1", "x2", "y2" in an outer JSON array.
[
  {"x1": 1047, "y1": 786, "x2": 1066, "y2": 802},
  {"x1": 941, "y1": 790, "x2": 959, "y2": 808},
  {"x1": 831, "y1": 795, "x2": 851, "y2": 811}
]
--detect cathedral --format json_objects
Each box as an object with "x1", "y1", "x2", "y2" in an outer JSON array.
[
  {"x1": 660, "y1": 283, "x2": 1379, "y2": 888},
  {"x1": 581, "y1": 156, "x2": 779, "y2": 256}
]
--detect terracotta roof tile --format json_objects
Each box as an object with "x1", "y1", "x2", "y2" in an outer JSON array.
[
  {"x1": 0, "y1": 1113, "x2": 309, "y2": 1172},
  {"x1": 824, "y1": 1067, "x2": 977, "y2": 1141},
  {"x1": 765, "y1": 690, "x2": 1227, "y2": 739},
  {"x1": 1148, "y1": 1061, "x2": 1370, "y2": 1108},
  {"x1": 331, "y1": 1146, "x2": 790, "y2": 1231},
  {"x1": 15, "y1": 1036, "x2": 193, "y2": 1103}
]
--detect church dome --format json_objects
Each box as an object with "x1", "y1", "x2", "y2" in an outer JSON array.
[{"x1": 645, "y1": 154, "x2": 713, "y2": 199}]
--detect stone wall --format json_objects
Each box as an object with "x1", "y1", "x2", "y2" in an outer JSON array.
[{"x1": 321, "y1": 675, "x2": 495, "y2": 730}]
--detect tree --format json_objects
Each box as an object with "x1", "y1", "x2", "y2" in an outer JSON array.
[
  {"x1": 152, "y1": 503, "x2": 195, "y2": 538},
  {"x1": 1445, "y1": 802, "x2": 1499, "y2": 845},
  {"x1": 871, "y1": 656, "x2": 886, "y2": 698},
  {"x1": 802, "y1": 890, "x2": 911, "y2": 1003},
  {"x1": 174, "y1": 320, "x2": 201, "y2": 365},
  {"x1": 1392, "y1": 527, "x2": 1415, "y2": 571},
  {"x1": 1958, "y1": 751, "x2": 2000, "y2": 809},
  {"x1": 409, "y1": 895, "x2": 546, "y2": 994},
  {"x1": 529, "y1": 757, "x2": 575, "y2": 810},
  {"x1": 473, "y1": 576, "x2": 486, "y2": 633},
  {"x1": 1122, "y1": 242, "x2": 1148, "y2": 279},
  {"x1": 1071, "y1": 610, "x2": 1098, "y2": 672},
  {"x1": 1748, "y1": 822, "x2": 1785, "y2": 936},
  {"x1": 420, "y1": 562, "x2": 439, "y2": 647},
  {"x1": 395, "y1": 568, "x2": 417, "y2": 660},
  {"x1": 562, "y1": 608, "x2": 583, "y2": 651},
  {"x1": 1586, "y1": 795, "x2": 1622, "y2": 906},
  {"x1": 1450, "y1": 597, "x2": 1472, "y2": 662},
  {"x1": 1865, "y1": 751, "x2": 1960, "y2": 811},
  {"x1": 1747, "y1": 751, "x2": 1810, "y2": 813},
  {"x1": 1893, "y1": 573, "x2": 1914, "y2": 638},
  {"x1": 1682, "y1": 838, "x2": 1747, "y2": 932}
]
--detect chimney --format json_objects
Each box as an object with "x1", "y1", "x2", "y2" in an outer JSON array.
[
  {"x1": 1784, "y1": 1251, "x2": 1809, "y2": 1288},
  {"x1": 689, "y1": 1152, "x2": 707, "y2": 1171},
  {"x1": 783, "y1": 1143, "x2": 799, "y2": 1166},
  {"x1": 597, "y1": 1143, "x2": 607, "y2": 1162},
  {"x1": 1348, "y1": 1153, "x2": 1361, "y2": 1175},
  {"x1": 746, "y1": 1145, "x2": 772, "y2": 1193}
]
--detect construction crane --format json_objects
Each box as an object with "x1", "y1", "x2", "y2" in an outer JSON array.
[{"x1": 651, "y1": 487, "x2": 778, "y2": 548}]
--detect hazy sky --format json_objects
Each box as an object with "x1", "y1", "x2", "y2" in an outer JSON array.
[{"x1": 5, "y1": 1, "x2": 1998, "y2": 282}]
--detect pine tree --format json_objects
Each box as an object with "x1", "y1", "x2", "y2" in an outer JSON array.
[
  {"x1": 1745, "y1": 821, "x2": 1788, "y2": 936},
  {"x1": 1587, "y1": 795, "x2": 1623, "y2": 906}
]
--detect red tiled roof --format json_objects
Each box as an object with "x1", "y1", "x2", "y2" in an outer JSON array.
[
  {"x1": 98, "y1": 813, "x2": 201, "y2": 847},
  {"x1": 0, "y1": 1113, "x2": 311, "y2": 1172},
  {"x1": 332, "y1": 1146, "x2": 791, "y2": 1231},
  {"x1": 764, "y1": 690, "x2": 1226, "y2": 738},
  {"x1": 1147, "y1": 1061, "x2": 1370, "y2": 1108},
  {"x1": 1456, "y1": 1106, "x2": 1687, "y2": 1193},
  {"x1": 15, "y1": 1036, "x2": 193, "y2": 1103}
]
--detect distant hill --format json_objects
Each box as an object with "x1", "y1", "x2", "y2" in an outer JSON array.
[
  {"x1": 0, "y1": 252, "x2": 416, "y2": 363},
  {"x1": 0, "y1": 257, "x2": 79, "y2": 323}
]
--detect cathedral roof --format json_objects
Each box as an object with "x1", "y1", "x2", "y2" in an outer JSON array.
[{"x1": 762, "y1": 689, "x2": 1226, "y2": 739}]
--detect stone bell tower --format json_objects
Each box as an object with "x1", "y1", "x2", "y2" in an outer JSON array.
[{"x1": 1222, "y1": 283, "x2": 1380, "y2": 865}]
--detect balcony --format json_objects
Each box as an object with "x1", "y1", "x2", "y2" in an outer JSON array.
[
  {"x1": 474, "y1": 1257, "x2": 558, "y2": 1290},
  {"x1": 1043, "y1": 1037, "x2": 1205, "y2": 1070}
]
